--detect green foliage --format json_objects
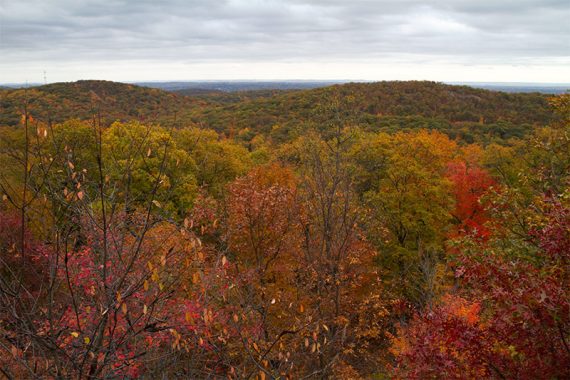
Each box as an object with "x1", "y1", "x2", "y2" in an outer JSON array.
[
  {"x1": 353, "y1": 130, "x2": 457, "y2": 304},
  {"x1": 103, "y1": 122, "x2": 198, "y2": 213},
  {"x1": 175, "y1": 128, "x2": 252, "y2": 197}
]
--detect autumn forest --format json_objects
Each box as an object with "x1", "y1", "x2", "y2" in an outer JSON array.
[{"x1": 0, "y1": 80, "x2": 569, "y2": 379}]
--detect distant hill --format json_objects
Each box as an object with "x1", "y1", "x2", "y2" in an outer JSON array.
[
  {"x1": 0, "y1": 80, "x2": 557, "y2": 144},
  {"x1": 189, "y1": 81, "x2": 555, "y2": 142},
  {"x1": 0, "y1": 80, "x2": 203, "y2": 126}
]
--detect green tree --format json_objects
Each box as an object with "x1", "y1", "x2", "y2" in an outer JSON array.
[
  {"x1": 175, "y1": 128, "x2": 252, "y2": 197},
  {"x1": 354, "y1": 130, "x2": 457, "y2": 305}
]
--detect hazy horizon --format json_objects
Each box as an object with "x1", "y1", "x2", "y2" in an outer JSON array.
[{"x1": 2, "y1": 79, "x2": 570, "y2": 87}]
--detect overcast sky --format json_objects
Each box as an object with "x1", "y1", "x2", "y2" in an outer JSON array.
[{"x1": 1, "y1": 0, "x2": 569, "y2": 83}]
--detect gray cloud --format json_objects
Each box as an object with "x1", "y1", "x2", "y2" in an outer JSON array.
[{"x1": 0, "y1": 0, "x2": 568, "y2": 81}]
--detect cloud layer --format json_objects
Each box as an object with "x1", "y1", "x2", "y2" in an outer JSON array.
[{"x1": 1, "y1": 0, "x2": 569, "y2": 82}]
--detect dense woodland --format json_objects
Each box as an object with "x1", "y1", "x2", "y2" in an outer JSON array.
[{"x1": 0, "y1": 81, "x2": 568, "y2": 379}]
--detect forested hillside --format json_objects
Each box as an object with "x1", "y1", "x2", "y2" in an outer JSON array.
[
  {"x1": 0, "y1": 81, "x2": 568, "y2": 379},
  {"x1": 0, "y1": 80, "x2": 204, "y2": 127},
  {"x1": 2, "y1": 80, "x2": 555, "y2": 144},
  {"x1": 192, "y1": 81, "x2": 554, "y2": 143}
]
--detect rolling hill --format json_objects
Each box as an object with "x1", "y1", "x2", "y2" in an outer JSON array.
[
  {"x1": 0, "y1": 80, "x2": 204, "y2": 127},
  {"x1": 1, "y1": 80, "x2": 556, "y2": 144},
  {"x1": 193, "y1": 81, "x2": 553, "y2": 127},
  {"x1": 189, "y1": 81, "x2": 555, "y2": 143}
]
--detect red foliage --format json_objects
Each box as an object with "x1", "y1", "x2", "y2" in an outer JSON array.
[
  {"x1": 446, "y1": 161, "x2": 495, "y2": 239},
  {"x1": 531, "y1": 199, "x2": 570, "y2": 261},
  {"x1": 393, "y1": 200, "x2": 570, "y2": 379},
  {"x1": 0, "y1": 209, "x2": 49, "y2": 290},
  {"x1": 50, "y1": 219, "x2": 219, "y2": 377},
  {"x1": 391, "y1": 295, "x2": 491, "y2": 379},
  {"x1": 0, "y1": 207, "x2": 236, "y2": 378}
]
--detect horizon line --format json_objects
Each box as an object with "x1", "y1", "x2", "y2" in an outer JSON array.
[{"x1": 2, "y1": 79, "x2": 570, "y2": 87}]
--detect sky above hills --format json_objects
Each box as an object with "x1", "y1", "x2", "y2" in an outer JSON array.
[{"x1": 1, "y1": 0, "x2": 569, "y2": 83}]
